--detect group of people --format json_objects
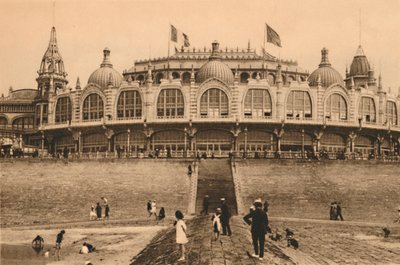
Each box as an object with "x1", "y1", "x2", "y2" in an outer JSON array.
[
  {"x1": 210, "y1": 197, "x2": 232, "y2": 240},
  {"x1": 90, "y1": 197, "x2": 110, "y2": 221},
  {"x1": 147, "y1": 200, "x2": 165, "y2": 221},
  {"x1": 329, "y1": 201, "x2": 344, "y2": 221}
]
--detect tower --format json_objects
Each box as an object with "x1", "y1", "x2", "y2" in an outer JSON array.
[{"x1": 35, "y1": 27, "x2": 68, "y2": 127}]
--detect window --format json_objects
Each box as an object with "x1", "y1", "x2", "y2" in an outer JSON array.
[
  {"x1": 244, "y1": 89, "x2": 272, "y2": 117},
  {"x1": 200, "y1": 88, "x2": 228, "y2": 117},
  {"x1": 358, "y1": 97, "x2": 376, "y2": 122},
  {"x1": 386, "y1": 101, "x2": 398, "y2": 125},
  {"x1": 83, "y1": 94, "x2": 104, "y2": 120},
  {"x1": 240, "y1": 72, "x2": 249, "y2": 83},
  {"x1": 0, "y1": 117, "x2": 7, "y2": 129},
  {"x1": 286, "y1": 91, "x2": 312, "y2": 119},
  {"x1": 55, "y1": 97, "x2": 72, "y2": 123},
  {"x1": 325, "y1": 94, "x2": 347, "y2": 120},
  {"x1": 117, "y1": 91, "x2": 142, "y2": 118},
  {"x1": 12, "y1": 117, "x2": 34, "y2": 130},
  {"x1": 157, "y1": 89, "x2": 184, "y2": 118}
]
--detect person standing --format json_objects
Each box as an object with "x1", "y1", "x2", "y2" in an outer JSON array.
[
  {"x1": 336, "y1": 202, "x2": 344, "y2": 221},
  {"x1": 329, "y1": 202, "x2": 337, "y2": 220},
  {"x1": 220, "y1": 198, "x2": 232, "y2": 236},
  {"x1": 200, "y1": 195, "x2": 209, "y2": 215},
  {"x1": 149, "y1": 200, "x2": 157, "y2": 220},
  {"x1": 89, "y1": 206, "x2": 97, "y2": 221},
  {"x1": 55, "y1": 230, "x2": 65, "y2": 258},
  {"x1": 147, "y1": 200, "x2": 152, "y2": 214},
  {"x1": 95, "y1": 202, "x2": 102, "y2": 220},
  {"x1": 104, "y1": 204, "x2": 110, "y2": 220},
  {"x1": 243, "y1": 200, "x2": 268, "y2": 261},
  {"x1": 174, "y1": 210, "x2": 188, "y2": 261},
  {"x1": 394, "y1": 206, "x2": 400, "y2": 223},
  {"x1": 211, "y1": 208, "x2": 222, "y2": 241}
]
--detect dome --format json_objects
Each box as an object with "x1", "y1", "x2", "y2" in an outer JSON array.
[
  {"x1": 196, "y1": 41, "x2": 234, "y2": 84},
  {"x1": 349, "y1": 45, "x2": 370, "y2": 76},
  {"x1": 88, "y1": 48, "x2": 123, "y2": 88},
  {"x1": 308, "y1": 48, "x2": 343, "y2": 87}
]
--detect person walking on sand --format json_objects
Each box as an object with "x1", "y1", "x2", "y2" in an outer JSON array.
[
  {"x1": 149, "y1": 200, "x2": 157, "y2": 220},
  {"x1": 147, "y1": 200, "x2": 152, "y2": 214},
  {"x1": 336, "y1": 202, "x2": 344, "y2": 221},
  {"x1": 174, "y1": 210, "x2": 188, "y2": 261},
  {"x1": 95, "y1": 202, "x2": 102, "y2": 220},
  {"x1": 104, "y1": 204, "x2": 110, "y2": 220},
  {"x1": 243, "y1": 199, "x2": 269, "y2": 261},
  {"x1": 211, "y1": 208, "x2": 222, "y2": 241},
  {"x1": 220, "y1": 198, "x2": 232, "y2": 236},
  {"x1": 55, "y1": 230, "x2": 65, "y2": 258}
]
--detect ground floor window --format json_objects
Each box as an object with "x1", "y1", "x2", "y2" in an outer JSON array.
[{"x1": 82, "y1": 133, "x2": 107, "y2": 153}]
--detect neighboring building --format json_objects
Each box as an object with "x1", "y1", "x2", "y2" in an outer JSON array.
[{"x1": 1, "y1": 27, "x2": 399, "y2": 158}]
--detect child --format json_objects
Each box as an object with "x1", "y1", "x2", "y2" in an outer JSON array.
[
  {"x1": 105, "y1": 204, "x2": 110, "y2": 220},
  {"x1": 90, "y1": 206, "x2": 97, "y2": 221},
  {"x1": 211, "y1": 208, "x2": 222, "y2": 241},
  {"x1": 174, "y1": 210, "x2": 188, "y2": 261}
]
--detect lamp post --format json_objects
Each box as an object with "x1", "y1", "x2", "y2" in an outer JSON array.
[
  {"x1": 127, "y1": 128, "x2": 131, "y2": 157},
  {"x1": 244, "y1": 127, "x2": 248, "y2": 159},
  {"x1": 184, "y1": 127, "x2": 187, "y2": 157},
  {"x1": 301, "y1": 129, "x2": 305, "y2": 158}
]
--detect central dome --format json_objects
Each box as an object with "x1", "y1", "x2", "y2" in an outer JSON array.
[
  {"x1": 88, "y1": 48, "x2": 123, "y2": 88},
  {"x1": 196, "y1": 41, "x2": 234, "y2": 84},
  {"x1": 349, "y1": 45, "x2": 370, "y2": 77},
  {"x1": 308, "y1": 48, "x2": 343, "y2": 87}
]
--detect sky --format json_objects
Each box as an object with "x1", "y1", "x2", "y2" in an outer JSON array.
[{"x1": 0, "y1": 0, "x2": 399, "y2": 96}]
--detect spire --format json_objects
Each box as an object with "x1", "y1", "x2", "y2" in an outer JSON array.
[
  {"x1": 210, "y1": 40, "x2": 221, "y2": 60},
  {"x1": 146, "y1": 61, "x2": 153, "y2": 83},
  {"x1": 319, "y1": 48, "x2": 331, "y2": 67},
  {"x1": 247, "y1": 39, "x2": 251, "y2": 51},
  {"x1": 101, "y1": 48, "x2": 113, "y2": 68},
  {"x1": 378, "y1": 74, "x2": 382, "y2": 90},
  {"x1": 355, "y1": 45, "x2": 365, "y2": 56},
  {"x1": 38, "y1": 27, "x2": 66, "y2": 76},
  {"x1": 75, "y1": 77, "x2": 81, "y2": 90}
]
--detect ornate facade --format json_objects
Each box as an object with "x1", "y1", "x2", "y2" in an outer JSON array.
[{"x1": 1, "y1": 27, "x2": 400, "y2": 158}]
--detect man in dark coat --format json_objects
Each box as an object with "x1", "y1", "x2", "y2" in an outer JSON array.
[
  {"x1": 220, "y1": 198, "x2": 232, "y2": 236},
  {"x1": 95, "y1": 202, "x2": 102, "y2": 220},
  {"x1": 336, "y1": 202, "x2": 344, "y2": 221},
  {"x1": 243, "y1": 200, "x2": 269, "y2": 261}
]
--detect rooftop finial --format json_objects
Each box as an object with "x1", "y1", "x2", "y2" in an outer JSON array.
[
  {"x1": 76, "y1": 77, "x2": 81, "y2": 90},
  {"x1": 210, "y1": 40, "x2": 221, "y2": 60},
  {"x1": 319, "y1": 48, "x2": 331, "y2": 67},
  {"x1": 101, "y1": 48, "x2": 112, "y2": 68}
]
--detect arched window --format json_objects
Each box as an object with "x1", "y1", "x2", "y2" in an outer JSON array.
[
  {"x1": 55, "y1": 97, "x2": 72, "y2": 123},
  {"x1": 244, "y1": 89, "x2": 272, "y2": 118},
  {"x1": 12, "y1": 117, "x2": 34, "y2": 130},
  {"x1": 117, "y1": 90, "x2": 142, "y2": 118},
  {"x1": 157, "y1": 89, "x2": 184, "y2": 118},
  {"x1": 136, "y1": 75, "x2": 144, "y2": 84},
  {"x1": 82, "y1": 94, "x2": 104, "y2": 120},
  {"x1": 325, "y1": 94, "x2": 347, "y2": 121},
  {"x1": 155, "y1": 73, "x2": 164, "y2": 84},
  {"x1": 359, "y1": 97, "x2": 376, "y2": 122},
  {"x1": 200, "y1": 88, "x2": 229, "y2": 117},
  {"x1": 172, "y1": 72, "x2": 180, "y2": 79},
  {"x1": 182, "y1": 72, "x2": 191, "y2": 84},
  {"x1": 286, "y1": 91, "x2": 312, "y2": 119},
  {"x1": 386, "y1": 101, "x2": 398, "y2": 125},
  {"x1": 0, "y1": 117, "x2": 7, "y2": 129},
  {"x1": 240, "y1": 72, "x2": 249, "y2": 83}
]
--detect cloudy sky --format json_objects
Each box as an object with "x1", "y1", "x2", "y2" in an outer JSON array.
[{"x1": 0, "y1": 0, "x2": 399, "y2": 96}]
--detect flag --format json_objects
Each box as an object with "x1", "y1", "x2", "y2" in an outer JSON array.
[
  {"x1": 183, "y1": 33, "x2": 190, "y2": 47},
  {"x1": 171, "y1": 25, "x2": 178, "y2": 42},
  {"x1": 266, "y1": 24, "x2": 282, "y2": 47}
]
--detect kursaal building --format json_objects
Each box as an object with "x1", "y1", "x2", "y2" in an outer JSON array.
[{"x1": 1, "y1": 27, "x2": 399, "y2": 158}]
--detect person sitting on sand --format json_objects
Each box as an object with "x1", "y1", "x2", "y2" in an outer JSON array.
[
  {"x1": 32, "y1": 235, "x2": 44, "y2": 247},
  {"x1": 80, "y1": 242, "x2": 96, "y2": 254}
]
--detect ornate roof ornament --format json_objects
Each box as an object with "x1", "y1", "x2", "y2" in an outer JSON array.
[{"x1": 76, "y1": 77, "x2": 81, "y2": 90}]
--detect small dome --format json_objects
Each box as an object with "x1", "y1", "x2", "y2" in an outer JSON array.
[
  {"x1": 308, "y1": 48, "x2": 343, "y2": 87},
  {"x1": 88, "y1": 48, "x2": 123, "y2": 88},
  {"x1": 349, "y1": 45, "x2": 370, "y2": 76},
  {"x1": 196, "y1": 41, "x2": 234, "y2": 84}
]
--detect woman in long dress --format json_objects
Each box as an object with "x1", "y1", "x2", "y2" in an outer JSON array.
[{"x1": 174, "y1": 210, "x2": 188, "y2": 261}]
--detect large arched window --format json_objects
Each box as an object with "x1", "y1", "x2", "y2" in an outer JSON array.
[
  {"x1": 244, "y1": 89, "x2": 272, "y2": 118},
  {"x1": 82, "y1": 94, "x2": 104, "y2": 120},
  {"x1": 55, "y1": 97, "x2": 72, "y2": 123},
  {"x1": 359, "y1": 97, "x2": 376, "y2": 122},
  {"x1": 12, "y1": 117, "x2": 34, "y2": 130},
  {"x1": 117, "y1": 90, "x2": 142, "y2": 118},
  {"x1": 286, "y1": 91, "x2": 312, "y2": 119},
  {"x1": 386, "y1": 101, "x2": 398, "y2": 125},
  {"x1": 0, "y1": 117, "x2": 7, "y2": 129},
  {"x1": 325, "y1": 93, "x2": 347, "y2": 121},
  {"x1": 200, "y1": 88, "x2": 229, "y2": 117},
  {"x1": 157, "y1": 89, "x2": 184, "y2": 118}
]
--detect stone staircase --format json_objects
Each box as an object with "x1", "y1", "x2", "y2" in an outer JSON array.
[{"x1": 196, "y1": 159, "x2": 237, "y2": 215}]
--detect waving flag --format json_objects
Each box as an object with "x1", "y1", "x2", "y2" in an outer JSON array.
[
  {"x1": 266, "y1": 24, "x2": 282, "y2": 47},
  {"x1": 171, "y1": 25, "x2": 178, "y2": 42}
]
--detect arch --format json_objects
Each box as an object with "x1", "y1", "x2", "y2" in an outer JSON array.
[
  {"x1": 82, "y1": 132, "x2": 108, "y2": 153},
  {"x1": 136, "y1": 74, "x2": 145, "y2": 84},
  {"x1": 324, "y1": 93, "x2": 348, "y2": 121},
  {"x1": 386, "y1": 101, "x2": 398, "y2": 125},
  {"x1": 114, "y1": 131, "x2": 146, "y2": 153},
  {"x1": 55, "y1": 96, "x2": 72, "y2": 123},
  {"x1": 240, "y1": 72, "x2": 250, "y2": 83},
  {"x1": 358, "y1": 97, "x2": 376, "y2": 122},
  {"x1": 82, "y1": 93, "x2": 104, "y2": 120},
  {"x1": 182, "y1": 72, "x2": 191, "y2": 84},
  {"x1": 251, "y1": 72, "x2": 260, "y2": 79},
  {"x1": 267, "y1": 73, "x2": 275, "y2": 85},
  {"x1": 354, "y1": 135, "x2": 374, "y2": 156},
  {"x1": 195, "y1": 129, "x2": 232, "y2": 153},
  {"x1": 237, "y1": 130, "x2": 275, "y2": 152},
  {"x1": 155, "y1": 72, "x2": 164, "y2": 84},
  {"x1": 172, "y1": 72, "x2": 180, "y2": 80},
  {"x1": 200, "y1": 88, "x2": 229, "y2": 117},
  {"x1": 281, "y1": 131, "x2": 313, "y2": 152},
  {"x1": 287, "y1": 75, "x2": 296, "y2": 83},
  {"x1": 12, "y1": 116, "x2": 34, "y2": 130},
  {"x1": 286, "y1": 90, "x2": 312, "y2": 119},
  {"x1": 116, "y1": 90, "x2": 142, "y2": 118},
  {"x1": 156, "y1": 89, "x2": 184, "y2": 118},
  {"x1": 300, "y1": 76, "x2": 306, "y2": 82},
  {"x1": 320, "y1": 133, "x2": 346, "y2": 153},
  {"x1": 0, "y1": 116, "x2": 8, "y2": 129},
  {"x1": 152, "y1": 130, "x2": 185, "y2": 155},
  {"x1": 244, "y1": 89, "x2": 272, "y2": 118}
]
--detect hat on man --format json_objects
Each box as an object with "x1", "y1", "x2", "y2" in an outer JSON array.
[
  {"x1": 254, "y1": 198, "x2": 262, "y2": 203},
  {"x1": 220, "y1": 198, "x2": 225, "y2": 201},
  {"x1": 216, "y1": 208, "x2": 221, "y2": 212}
]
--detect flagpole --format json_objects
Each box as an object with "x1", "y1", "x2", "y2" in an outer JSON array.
[
  {"x1": 263, "y1": 23, "x2": 266, "y2": 78},
  {"x1": 168, "y1": 24, "x2": 171, "y2": 69}
]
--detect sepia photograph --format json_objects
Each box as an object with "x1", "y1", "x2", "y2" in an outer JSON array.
[{"x1": 0, "y1": 0, "x2": 399, "y2": 264}]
